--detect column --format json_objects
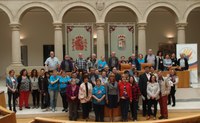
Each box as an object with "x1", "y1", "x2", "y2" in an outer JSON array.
[
  {"x1": 53, "y1": 22, "x2": 63, "y2": 61},
  {"x1": 10, "y1": 23, "x2": 22, "y2": 66},
  {"x1": 137, "y1": 22, "x2": 147, "y2": 56},
  {"x1": 96, "y1": 23, "x2": 105, "y2": 59},
  {"x1": 177, "y1": 22, "x2": 187, "y2": 44}
]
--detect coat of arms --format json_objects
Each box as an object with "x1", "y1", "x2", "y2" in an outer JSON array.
[
  {"x1": 72, "y1": 35, "x2": 87, "y2": 51},
  {"x1": 118, "y1": 35, "x2": 126, "y2": 50}
]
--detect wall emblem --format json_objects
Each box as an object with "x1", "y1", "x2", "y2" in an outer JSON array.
[
  {"x1": 118, "y1": 35, "x2": 126, "y2": 50},
  {"x1": 72, "y1": 35, "x2": 87, "y2": 51}
]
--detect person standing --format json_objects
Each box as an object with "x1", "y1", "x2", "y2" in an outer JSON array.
[
  {"x1": 49, "y1": 70, "x2": 59, "y2": 112},
  {"x1": 60, "y1": 55, "x2": 73, "y2": 72},
  {"x1": 163, "y1": 54, "x2": 172, "y2": 71},
  {"x1": 45, "y1": 51, "x2": 60, "y2": 73},
  {"x1": 177, "y1": 53, "x2": 189, "y2": 70},
  {"x1": 147, "y1": 75, "x2": 160, "y2": 120},
  {"x1": 139, "y1": 66, "x2": 150, "y2": 117},
  {"x1": 105, "y1": 73, "x2": 119, "y2": 122},
  {"x1": 6, "y1": 70, "x2": 18, "y2": 112},
  {"x1": 87, "y1": 53, "x2": 98, "y2": 71},
  {"x1": 30, "y1": 69, "x2": 40, "y2": 109},
  {"x1": 59, "y1": 71, "x2": 71, "y2": 112},
  {"x1": 128, "y1": 54, "x2": 141, "y2": 70},
  {"x1": 157, "y1": 71, "x2": 171, "y2": 119},
  {"x1": 97, "y1": 56, "x2": 107, "y2": 72},
  {"x1": 171, "y1": 53, "x2": 177, "y2": 67},
  {"x1": 168, "y1": 69, "x2": 179, "y2": 107},
  {"x1": 78, "y1": 75, "x2": 93, "y2": 121},
  {"x1": 75, "y1": 53, "x2": 87, "y2": 72},
  {"x1": 108, "y1": 52, "x2": 119, "y2": 70},
  {"x1": 156, "y1": 51, "x2": 164, "y2": 71},
  {"x1": 145, "y1": 49, "x2": 157, "y2": 69},
  {"x1": 118, "y1": 74, "x2": 132, "y2": 122},
  {"x1": 17, "y1": 69, "x2": 31, "y2": 110},
  {"x1": 99, "y1": 71, "x2": 108, "y2": 86},
  {"x1": 66, "y1": 78, "x2": 79, "y2": 121},
  {"x1": 92, "y1": 79, "x2": 106, "y2": 122},
  {"x1": 38, "y1": 69, "x2": 46, "y2": 109}
]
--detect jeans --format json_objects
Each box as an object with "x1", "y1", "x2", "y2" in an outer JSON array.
[
  {"x1": 49, "y1": 89, "x2": 58, "y2": 110},
  {"x1": 60, "y1": 91, "x2": 68, "y2": 109},
  {"x1": 131, "y1": 100, "x2": 138, "y2": 120},
  {"x1": 32, "y1": 89, "x2": 40, "y2": 107},
  {"x1": 142, "y1": 97, "x2": 148, "y2": 116},
  {"x1": 82, "y1": 102, "x2": 90, "y2": 119},
  {"x1": 148, "y1": 99, "x2": 158, "y2": 117},
  {"x1": 93, "y1": 104, "x2": 104, "y2": 122},
  {"x1": 168, "y1": 86, "x2": 176, "y2": 106},
  {"x1": 120, "y1": 99, "x2": 129, "y2": 121},
  {"x1": 7, "y1": 91, "x2": 17, "y2": 111}
]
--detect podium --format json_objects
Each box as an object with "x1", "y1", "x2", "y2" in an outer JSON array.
[{"x1": 0, "y1": 91, "x2": 6, "y2": 108}]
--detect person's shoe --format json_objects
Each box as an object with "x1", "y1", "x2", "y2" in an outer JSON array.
[
  {"x1": 159, "y1": 116, "x2": 164, "y2": 119},
  {"x1": 13, "y1": 109, "x2": 17, "y2": 113},
  {"x1": 62, "y1": 109, "x2": 65, "y2": 112},
  {"x1": 19, "y1": 108, "x2": 22, "y2": 110},
  {"x1": 172, "y1": 104, "x2": 175, "y2": 107},
  {"x1": 52, "y1": 108, "x2": 55, "y2": 112},
  {"x1": 32, "y1": 106, "x2": 35, "y2": 109},
  {"x1": 146, "y1": 116, "x2": 150, "y2": 120},
  {"x1": 25, "y1": 106, "x2": 30, "y2": 109},
  {"x1": 153, "y1": 117, "x2": 156, "y2": 120},
  {"x1": 168, "y1": 103, "x2": 171, "y2": 105},
  {"x1": 65, "y1": 109, "x2": 68, "y2": 112}
]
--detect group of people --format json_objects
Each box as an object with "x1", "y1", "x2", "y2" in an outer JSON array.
[{"x1": 6, "y1": 49, "x2": 188, "y2": 122}]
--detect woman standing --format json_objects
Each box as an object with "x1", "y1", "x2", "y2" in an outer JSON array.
[
  {"x1": 41, "y1": 72, "x2": 50, "y2": 111},
  {"x1": 6, "y1": 70, "x2": 18, "y2": 112},
  {"x1": 30, "y1": 69, "x2": 40, "y2": 109},
  {"x1": 156, "y1": 51, "x2": 164, "y2": 71},
  {"x1": 118, "y1": 74, "x2": 132, "y2": 122},
  {"x1": 97, "y1": 56, "x2": 107, "y2": 72},
  {"x1": 163, "y1": 54, "x2": 172, "y2": 71},
  {"x1": 168, "y1": 69, "x2": 178, "y2": 107},
  {"x1": 78, "y1": 75, "x2": 93, "y2": 121},
  {"x1": 59, "y1": 71, "x2": 71, "y2": 112},
  {"x1": 147, "y1": 75, "x2": 160, "y2": 120},
  {"x1": 105, "y1": 73, "x2": 119, "y2": 122},
  {"x1": 49, "y1": 70, "x2": 59, "y2": 112},
  {"x1": 17, "y1": 69, "x2": 31, "y2": 110},
  {"x1": 157, "y1": 71, "x2": 171, "y2": 119},
  {"x1": 66, "y1": 78, "x2": 79, "y2": 121},
  {"x1": 92, "y1": 79, "x2": 106, "y2": 122}
]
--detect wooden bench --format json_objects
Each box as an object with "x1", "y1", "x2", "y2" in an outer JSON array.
[{"x1": 0, "y1": 106, "x2": 16, "y2": 123}]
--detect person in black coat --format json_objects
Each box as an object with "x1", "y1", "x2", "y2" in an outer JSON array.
[
  {"x1": 128, "y1": 54, "x2": 141, "y2": 70},
  {"x1": 108, "y1": 52, "x2": 119, "y2": 70},
  {"x1": 171, "y1": 53, "x2": 177, "y2": 66},
  {"x1": 139, "y1": 66, "x2": 151, "y2": 117},
  {"x1": 177, "y1": 53, "x2": 189, "y2": 70},
  {"x1": 88, "y1": 67, "x2": 99, "y2": 87},
  {"x1": 60, "y1": 55, "x2": 73, "y2": 72},
  {"x1": 156, "y1": 51, "x2": 164, "y2": 71}
]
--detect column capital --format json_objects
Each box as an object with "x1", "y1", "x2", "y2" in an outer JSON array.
[
  {"x1": 176, "y1": 22, "x2": 187, "y2": 29},
  {"x1": 96, "y1": 23, "x2": 105, "y2": 30},
  {"x1": 53, "y1": 22, "x2": 63, "y2": 30},
  {"x1": 9, "y1": 23, "x2": 21, "y2": 31},
  {"x1": 137, "y1": 22, "x2": 147, "y2": 30}
]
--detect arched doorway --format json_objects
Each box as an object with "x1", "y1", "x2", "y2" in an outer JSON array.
[
  {"x1": 105, "y1": 6, "x2": 138, "y2": 60},
  {"x1": 62, "y1": 7, "x2": 96, "y2": 60},
  {"x1": 146, "y1": 7, "x2": 178, "y2": 55},
  {"x1": 0, "y1": 9, "x2": 11, "y2": 77},
  {"x1": 19, "y1": 7, "x2": 54, "y2": 66}
]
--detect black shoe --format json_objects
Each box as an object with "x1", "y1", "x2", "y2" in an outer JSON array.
[
  {"x1": 159, "y1": 116, "x2": 164, "y2": 119},
  {"x1": 167, "y1": 103, "x2": 171, "y2": 105},
  {"x1": 13, "y1": 109, "x2": 17, "y2": 113},
  {"x1": 19, "y1": 108, "x2": 22, "y2": 110},
  {"x1": 65, "y1": 109, "x2": 68, "y2": 112},
  {"x1": 62, "y1": 109, "x2": 66, "y2": 112},
  {"x1": 25, "y1": 106, "x2": 30, "y2": 109},
  {"x1": 172, "y1": 104, "x2": 175, "y2": 107}
]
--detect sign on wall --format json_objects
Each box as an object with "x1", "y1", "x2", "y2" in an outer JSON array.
[
  {"x1": 108, "y1": 23, "x2": 135, "y2": 59},
  {"x1": 176, "y1": 44, "x2": 198, "y2": 84},
  {"x1": 65, "y1": 23, "x2": 93, "y2": 59}
]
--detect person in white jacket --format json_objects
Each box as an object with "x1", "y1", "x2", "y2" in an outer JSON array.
[{"x1": 147, "y1": 75, "x2": 160, "y2": 120}]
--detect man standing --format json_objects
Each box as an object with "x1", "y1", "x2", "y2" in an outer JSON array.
[
  {"x1": 139, "y1": 66, "x2": 151, "y2": 117},
  {"x1": 177, "y1": 53, "x2": 189, "y2": 71},
  {"x1": 128, "y1": 54, "x2": 141, "y2": 70},
  {"x1": 145, "y1": 49, "x2": 157, "y2": 69},
  {"x1": 60, "y1": 55, "x2": 73, "y2": 72},
  {"x1": 87, "y1": 53, "x2": 97, "y2": 71},
  {"x1": 75, "y1": 53, "x2": 87, "y2": 72},
  {"x1": 45, "y1": 51, "x2": 60, "y2": 73},
  {"x1": 108, "y1": 52, "x2": 119, "y2": 70}
]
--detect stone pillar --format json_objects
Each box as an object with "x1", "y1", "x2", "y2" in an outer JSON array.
[
  {"x1": 177, "y1": 22, "x2": 187, "y2": 44},
  {"x1": 54, "y1": 22, "x2": 63, "y2": 61},
  {"x1": 137, "y1": 22, "x2": 147, "y2": 56},
  {"x1": 10, "y1": 23, "x2": 22, "y2": 66},
  {"x1": 96, "y1": 23, "x2": 105, "y2": 59}
]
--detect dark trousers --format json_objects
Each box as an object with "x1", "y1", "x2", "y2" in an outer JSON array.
[
  {"x1": 93, "y1": 104, "x2": 104, "y2": 122},
  {"x1": 32, "y1": 90, "x2": 40, "y2": 107},
  {"x1": 142, "y1": 97, "x2": 148, "y2": 116},
  {"x1": 41, "y1": 92, "x2": 50, "y2": 109},
  {"x1": 82, "y1": 102, "x2": 91, "y2": 119},
  {"x1": 131, "y1": 100, "x2": 138, "y2": 120},
  {"x1": 148, "y1": 99, "x2": 158, "y2": 117},
  {"x1": 8, "y1": 91, "x2": 17, "y2": 111},
  {"x1": 168, "y1": 87, "x2": 176, "y2": 105},
  {"x1": 68, "y1": 101, "x2": 78, "y2": 120},
  {"x1": 120, "y1": 99, "x2": 129, "y2": 121},
  {"x1": 60, "y1": 91, "x2": 68, "y2": 109}
]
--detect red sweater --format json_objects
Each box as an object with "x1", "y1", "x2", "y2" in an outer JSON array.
[{"x1": 118, "y1": 81, "x2": 132, "y2": 101}]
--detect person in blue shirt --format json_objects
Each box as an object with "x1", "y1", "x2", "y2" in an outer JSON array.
[
  {"x1": 49, "y1": 70, "x2": 59, "y2": 112},
  {"x1": 92, "y1": 79, "x2": 106, "y2": 122},
  {"x1": 59, "y1": 71, "x2": 71, "y2": 112},
  {"x1": 97, "y1": 56, "x2": 107, "y2": 72}
]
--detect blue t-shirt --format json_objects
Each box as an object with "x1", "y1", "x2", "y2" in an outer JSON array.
[
  {"x1": 92, "y1": 85, "x2": 106, "y2": 105},
  {"x1": 59, "y1": 76, "x2": 71, "y2": 89},
  {"x1": 97, "y1": 60, "x2": 107, "y2": 71},
  {"x1": 138, "y1": 58, "x2": 145, "y2": 64},
  {"x1": 48, "y1": 75, "x2": 59, "y2": 90}
]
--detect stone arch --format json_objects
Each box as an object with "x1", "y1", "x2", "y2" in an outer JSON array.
[
  {"x1": 15, "y1": 2, "x2": 56, "y2": 22},
  {"x1": 183, "y1": 2, "x2": 200, "y2": 22},
  {"x1": 143, "y1": 2, "x2": 180, "y2": 22},
  {"x1": 102, "y1": 2, "x2": 142, "y2": 22},
  {"x1": 0, "y1": 4, "x2": 13, "y2": 22},
  {"x1": 58, "y1": 2, "x2": 98, "y2": 22}
]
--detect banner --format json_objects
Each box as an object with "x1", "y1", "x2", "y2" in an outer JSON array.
[
  {"x1": 65, "y1": 23, "x2": 93, "y2": 59},
  {"x1": 176, "y1": 44, "x2": 198, "y2": 84},
  {"x1": 108, "y1": 23, "x2": 135, "y2": 59}
]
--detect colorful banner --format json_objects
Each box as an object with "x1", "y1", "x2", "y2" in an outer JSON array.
[
  {"x1": 108, "y1": 23, "x2": 135, "y2": 59},
  {"x1": 176, "y1": 44, "x2": 198, "y2": 84},
  {"x1": 65, "y1": 24, "x2": 93, "y2": 59}
]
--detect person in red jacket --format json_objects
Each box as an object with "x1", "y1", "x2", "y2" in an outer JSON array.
[{"x1": 118, "y1": 74, "x2": 132, "y2": 122}]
